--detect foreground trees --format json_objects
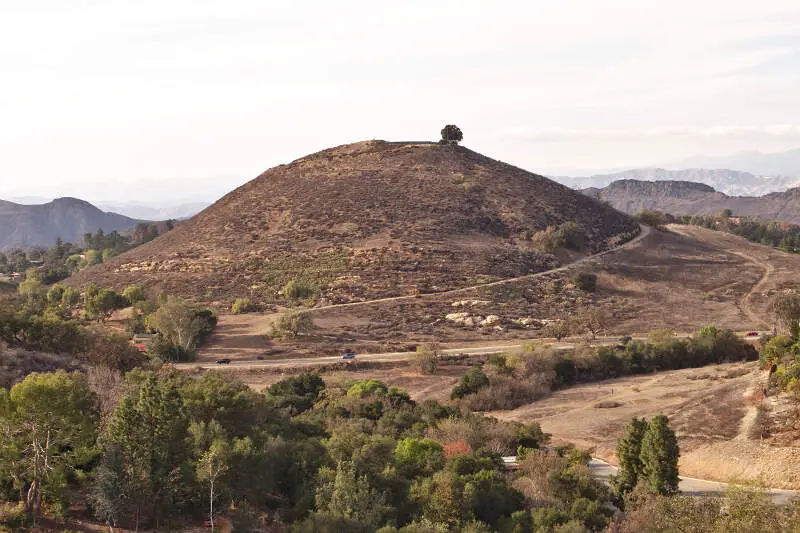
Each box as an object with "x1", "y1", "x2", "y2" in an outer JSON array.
[
  {"x1": 615, "y1": 415, "x2": 679, "y2": 499},
  {"x1": 0, "y1": 372, "x2": 97, "y2": 523}
]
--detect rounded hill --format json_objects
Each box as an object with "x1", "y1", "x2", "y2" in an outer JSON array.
[{"x1": 69, "y1": 141, "x2": 638, "y2": 305}]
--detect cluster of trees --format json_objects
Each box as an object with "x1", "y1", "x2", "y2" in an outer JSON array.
[
  {"x1": 445, "y1": 327, "x2": 757, "y2": 411},
  {"x1": 3, "y1": 367, "x2": 785, "y2": 532},
  {"x1": 1, "y1": 277, "x2": 216, "y2": 364},
  {"x1": 678, "y1": 213, "x2": 800, "y2": 253},
  {"x1": 0, "y1": 225, "x2": 175, "y2": 284},
  {"x1": 1, "y1": 369, "x2": 586, "y2": 532},
  {"x1": 633, "y1": 208, "x2": 800, "y2": 254},
  {"x1": 614, "y1": 416, "x2": 679, "y2": 497}
]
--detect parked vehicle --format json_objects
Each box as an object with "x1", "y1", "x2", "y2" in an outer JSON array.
[
  {"x1": 746, "y1": 331, "x2": 759, "y2": 337},
  {"x1": 216, "y1": 358, "x2": 232, "y2": 364},
  {"x1": 618, "y1": 336, "x2": 633, "y2": 343}
]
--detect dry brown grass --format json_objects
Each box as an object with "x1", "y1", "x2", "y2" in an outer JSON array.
[{"x1": 67, "y1": 141, "x2": 635, "y2": 306}]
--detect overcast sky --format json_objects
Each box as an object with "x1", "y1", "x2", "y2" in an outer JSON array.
[{"x1": 2, "y1": 0, "x2": 800, "y2": 201}]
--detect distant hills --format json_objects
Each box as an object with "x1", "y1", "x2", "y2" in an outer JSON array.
[
  {"x1": 668, "y1": 147, "x2": 800, "y2": 177},
  {"x1": 554, "y1": 168, "x2": 800, "y2": 197},
  {"x1": 584, "y1": 179, "x2": 800, "y2": 223},
  {"x1": 68, "y1": 140, "x2": 638, "y2": 305},
  {"x1": 0, "y1": 198, "x2": 139, "y2": 251}
]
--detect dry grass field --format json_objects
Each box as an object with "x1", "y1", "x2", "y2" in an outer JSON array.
[{"x1": 197, "y1": 223, "x2": 800, "y2": 361}]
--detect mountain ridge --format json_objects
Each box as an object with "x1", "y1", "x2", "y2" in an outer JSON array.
[
  {"x1": 0, "y1": 197, "x2": 141, "y2": 251},
  {"x1": 554, "y1": 167, "x2": 800, "y2": 197},
  {"x1": 585, "y1": 179, "x2": 800, "y2": 223}
]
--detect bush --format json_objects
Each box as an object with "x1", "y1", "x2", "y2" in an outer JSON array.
[
  {"x1": 283, "y1": 280, "x2": 314, "y2": 300},
  {"x1": 270, "y1": 310, "x2": 315, "y2": 338},
  {"x1": 414, "y1": 343, "x2": 439, "y2": 374},
  {"x1": 451, "y1": 367, "x2": 490, "y2": 399},
  {"x1": 571, "y1": 272, "x2": 597, "y2": 292},
  {"x1": 122, "y1": 285, "x2": 145, "y2": 305},
  {"x1": 232, "y1": 297, "x2": 254, "y2": 314}
]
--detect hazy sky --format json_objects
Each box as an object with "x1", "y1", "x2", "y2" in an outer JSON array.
[{"x1": 2, "y1": 1, "x2": 800, "y2": 201}]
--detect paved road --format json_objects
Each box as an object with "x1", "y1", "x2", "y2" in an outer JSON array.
[{"x1": 588, "y1": 458, "x2": 798, "y2": 504}]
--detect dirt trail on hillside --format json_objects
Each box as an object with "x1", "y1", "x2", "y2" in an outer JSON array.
[
  {"x1": 668, "y1": 225, "x2": 772, "y2": 329},
  {"x1": 199, "y1": 226, "x2": 650, "y2": 361}
]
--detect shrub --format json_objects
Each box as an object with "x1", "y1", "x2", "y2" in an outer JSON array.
[
  {"x1": 283, "y1": 279, "x2": 314, "y2": 300},
  {"x1": 122, "y1": 285, "x2": 145, "y2": 305},
  {"x1": 451, "y1": 367, "x2": 490, "y2": 399},
  {"x1": 414, "y1": 343, "x2": 440, "y2": 374},
  {"x1": 232, "y1": 297, "x2": 253, "y2": 314},
  {"x1": 634, "y1": 210, "x2": 667, "y2": 229},
  {"x1": 270, "y1": 310, "x2": 314, "y2": 338},
  {"x1": 571, "y1": 272, "x2": 597, "y2": 292}
]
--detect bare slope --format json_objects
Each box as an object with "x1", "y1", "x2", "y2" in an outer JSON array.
[
  {"x1": 68, "y1": 141, "x2": 637, "y2": 304},
  {"x1": 0, "y1": 197, "x2": 139, "y2": 251},
  {"x1": 585, "y1": 179, "x2": 800, "y2": 223}
]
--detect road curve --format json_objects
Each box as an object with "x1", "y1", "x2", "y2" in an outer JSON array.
[{"x1": 588, "y1": 458, "x2": 798, "y2": 504}]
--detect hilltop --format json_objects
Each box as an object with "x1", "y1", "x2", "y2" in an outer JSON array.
[
  {"x1": 585, "y1": 179, "x2": 800, "y2": 223},
  {"x1": 0, "y1": 197, "x2": 139, "y2": 251},
  {"x1": 68, "y1": 141, "x2": 638, "y2": 305}
]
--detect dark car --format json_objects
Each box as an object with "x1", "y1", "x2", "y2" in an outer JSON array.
[
  {"x1": 746, "y1": 331, "x2": 759, "y2": 337},
  {"x1": 341, "y1": 352, "x2": 356, "y2": 360},
  {"x1": 618, "y1": 336, "x2": 633, "y2": 343},
  {"x1": 215, "y1": 358, "x2": 232, "y2": 364}
]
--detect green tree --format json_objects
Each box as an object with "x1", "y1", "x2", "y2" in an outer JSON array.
[
  {"x1": 147, "y1": 297, "x2": 205, "y2": 354},
  {"x1": 86, "y1": 249, "x2": 102, "y2": 266},
  {"x1": 122, "y1": 285, "x2": 145, "y2": 305},
  {"x1": 440, "y1": 124, "x2": 463, "y2": 145},
  {"x1": 61, "y1": 286, "x2": 80, "y2": 310},
  {"x1": 2, "y1": 372, "x2": 98, "y2": 522},
  {"x1": 640, "y1": 415, "x2": 679, "y2": 495},
  {"x1": 451, "y1": 367, "x2": 490, "y2": 399},
  {"x1": 197, "y1": 438, "x2": 230, "y2": 533},
  {"x1": 394, "y1": 438, "x2": 445, "y2": 478},
  {"x1": 103, "y1": 374, "x2": 190, "y2": 529},
  {"x1": 316, "y1": 461, "x2": 391, "y2": 528},
  {"x1": 615, "y1": 418, "x2": 649, "y2": 496}
]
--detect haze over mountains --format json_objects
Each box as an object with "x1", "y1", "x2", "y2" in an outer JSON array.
[
  {"x1": 0, "y1": 197, "x2": 139, "y2": 251},
  {"x1": 552, "y1": 147, "x2": 800, "y2": 196},
  {"x1": 584, "y1": 180, "x2": 800, "y2": 224}
]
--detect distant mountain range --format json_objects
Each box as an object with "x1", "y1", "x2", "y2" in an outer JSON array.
[
  {"x1": 553, "y1": 168, "x2": 800, "y2": 197},
  {"x1": 95, "y1": 201, "x2": 210, "y2": 220},
  {"x1": 667, "y1": 147, "x2": 800, "y2": 177},
  {"x1": 0, "y1": 198, "x2": 140, "y2": 251},
  {"x1": 584, "y1": 179, "x2": 800, "y2": 224}
]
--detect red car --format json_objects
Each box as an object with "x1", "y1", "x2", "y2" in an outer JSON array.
[{"x1": 746, "y1": 331, "x2": 759, "y2": 337}]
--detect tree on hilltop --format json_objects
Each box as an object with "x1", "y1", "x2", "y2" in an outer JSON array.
[{"x1": 440, "y1": 124, "x2": 463, "y2": 145}]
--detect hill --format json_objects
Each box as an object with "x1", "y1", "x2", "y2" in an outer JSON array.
[
  {"x1": 554, "y1": 168, "x2": 800, "y2": 196},
  {"x1": 68, "y1": 140, "x2": 638, "y2": 305},
  {"x1": 584, "y1": 179, "x2": 800, "y2": 223},
  {"x1": 0, "y1": 197, "x2": 140, "y2": 251}
]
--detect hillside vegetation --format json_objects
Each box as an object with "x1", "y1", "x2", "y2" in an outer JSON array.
[{"x1": 69, "y1": 141, "x2": 638, "y2": 306}]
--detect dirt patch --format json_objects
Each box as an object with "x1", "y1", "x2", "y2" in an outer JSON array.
[{"x1": 488, "y1": 362, "x2": 800, "y2": 487}]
